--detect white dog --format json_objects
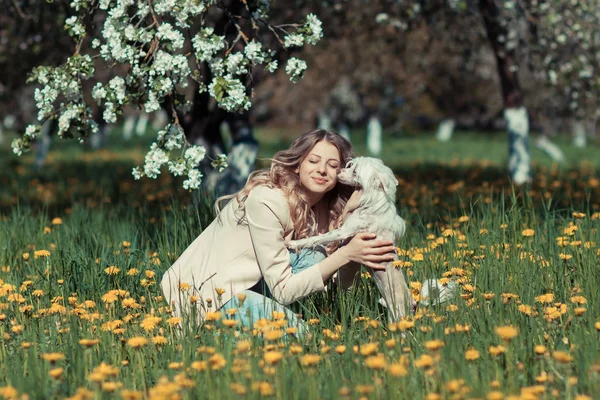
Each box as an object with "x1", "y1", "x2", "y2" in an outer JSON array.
[{"x1": 289, "y1": 157, "x2": 416, "y2": 321}]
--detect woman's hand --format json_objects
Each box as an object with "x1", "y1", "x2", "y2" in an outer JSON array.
[
  {"x1": 339, "y1": 232, "x2": 396, "y2": 270},
  {"x1": 342, "y1": 189, "x2": 364, "y2": 221}
]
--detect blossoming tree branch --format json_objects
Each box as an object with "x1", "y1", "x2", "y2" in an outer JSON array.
[{"x1": 12, "y1": 0, "x2": 323, "y2": 190}]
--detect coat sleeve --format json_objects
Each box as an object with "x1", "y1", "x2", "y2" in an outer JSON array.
[{"x1": 245, "y1": 187, "x2": 327, "y2": 305}]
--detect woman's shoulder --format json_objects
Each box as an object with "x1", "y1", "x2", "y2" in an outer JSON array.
[
  {"x1": 248, "y1": 185, "x2": 286, "y2": 203},
  {"x1": 246, "y1": 185, "x2": 291, "y2": 222}
]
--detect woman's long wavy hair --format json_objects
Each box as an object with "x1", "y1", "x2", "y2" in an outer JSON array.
[{"x1": 215, "y1": 129, "x2": 354, "y2": 253}]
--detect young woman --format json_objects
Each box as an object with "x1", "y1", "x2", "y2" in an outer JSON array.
[{"x1": 160, "y1": 129, "x2": 397, "y2": 327}]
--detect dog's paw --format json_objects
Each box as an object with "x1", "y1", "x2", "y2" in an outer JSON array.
[{"x1": 286, "y1": 239, "x2": 302, "y2": 249}]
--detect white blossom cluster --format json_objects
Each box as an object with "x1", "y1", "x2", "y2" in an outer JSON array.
[
  {"x1": 132, "y1": 124, "x2": 208, "y2": 190},
  {"x1": 14, "y1": 0, "x2": 323, "y2": 189},
  {"x1": 285, "y1": 58, "x2": 308, "y2": 83}
]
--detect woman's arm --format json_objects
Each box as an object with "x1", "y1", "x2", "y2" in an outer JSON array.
[{"x1": 318, "y1": 232, "x2": 395, "y2": 283}]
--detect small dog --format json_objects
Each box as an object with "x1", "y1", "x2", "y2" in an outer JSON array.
[{"x1": 289, "y1": 157, "x2": 415, "y2": 321}]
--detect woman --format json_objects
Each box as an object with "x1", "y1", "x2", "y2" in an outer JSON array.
[{"x1": 160, "y1": 129, "x2": 397, "y2": 327}]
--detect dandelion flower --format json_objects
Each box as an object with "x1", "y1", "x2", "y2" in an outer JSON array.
[
  {"x1": 49, "y1": 368, "x2": 64, "y2": 379},
  {"x1": 127, "y1": 337, "x2": 148, "y2": 348},
  {"x1": 522, "y1": 229, "x2": 535, "y2": 237},
  {"x1": 41, "y1": 353, "x2": 65, "y2": 363},
  {"x1": 264, "y1": 351, "x2": 283, "y2": 365},
  {"x1": 300, "y1": 354, "x2": 321, "y2": 366},
  {"x1": 465, "y1": 348, "x2": 480, "y2": 361},
  {"x1": 52, "y1": 218, "x2": 63, "y2": 225},
  {"x1": 414, "y1": 354, "x2": 434, "y2": 369},
  {"x1": 79, "y1": 338, "x2": 100, "y2": 347},
  {"x1": 34, "y1": 250, "x2": 51, "y2": 258},
  {"x1": 488, "y1": 345, "x2": 506, "y2": 356},
  {"x1": 552, "y1": 351, "x2": 573, "y2": 363},
  {"x1": 495, "y1": 326, "x2": 518, "y2": 341}
]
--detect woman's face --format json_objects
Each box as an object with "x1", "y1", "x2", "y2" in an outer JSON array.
[{"x1": 297, "y1": 140, "x2": 341, "y2": 205}]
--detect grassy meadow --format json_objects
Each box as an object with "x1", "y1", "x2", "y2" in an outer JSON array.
[{"x1": 0, "y1": 128, "x2": 599, "y2": 399}]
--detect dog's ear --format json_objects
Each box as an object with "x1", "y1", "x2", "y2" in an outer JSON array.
[{"x1": 378, "y1": 163, "x2": 398, "y2": 200}]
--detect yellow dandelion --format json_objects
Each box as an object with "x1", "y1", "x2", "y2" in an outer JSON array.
[
  {"x1": 235, "y1": 340, "x2": 251, "y2": 353},
  {"x1": 264, "y1": 351, "x2": 283, "y2": 365},
  {"x1": 79, "y1": 338, "x2": 100, "y2": 347},
  {"x1": 535, "y1": 293, "x2": 555, "y2": 303},
  {"x1": 49, "y1": 367, "x2": 64, "y2": 379},
  {"x1": 522, "y1": 229, "x2": 535, "y2": 237},
  {"x1": 552, "y1": 351, "x2": 573, "y2": 363},
  {"x1": 126, "y1": 337, "x2": 148, "y2": 348},
  {"x1": 190, "y1": 361, "x2": 208, "y2": 371},
  {"x1": 152, "y1": 335, "x2": 168, "y2": 345},
  {"x1": 34, "y1": 250, "x2": 51, "y2": 258},
  {"x1": 209, "y1": 353, "x2": 227, "y2": 370},
  {"x1": 251, "y1": 382, "x2": 274, "y2": 396},
  {"x1": 126, "y1": 268, "x2": 139, "y2": 276},
  {"x1": 365, "y1": 354, "x2": 386, "y2": 369},
  {"x1": 41, "y1": 353, "x2": 65, "y2": 362},
  {"x1": 388, "y1": 363, "x2": 408, "y2": 377},
  {"x1": 414, "y1": 354, "x2": 435, "y2": 369},
  {"x1": 178, "y1": 282, "x2": 190, "y2": 291},
  {"x1": 465, "y1": 348, "x2": 480, "y2": 361},
  {"x1": 289, "y1": 345, "x2": 303, "y2": 355},
  {"x1": 204, "y1": 312, "x2": 222, "y2": 322},
  {"x1": 424, "y1": 340, "x2": 445, "y2": 351},
  {"x1": 263, "y1": 330, "x2": 284, "y2": 341},
  {"x1": 222, "y1": 319, "x2": 239, "y2": 328},
  {"x1": 335, "y1": 345, "x2": 347, "y2": 354},
  {"x1": 397, "y1": 319, "x2": 415, "y2": 331},
  {"x1": 300, "y1": 354, "x2": 322, "y2": 366},
  {"x1": 166, "y1": 317, "x2": 182, "y2": 326},
  {"x1": 104, "y1": 266, "x2": 120, "y2": 275},
  {"x1": 495, "y1": 326, "x2": 519, "y2": 341},
  {"x1": 359, "y1": 342, "x2": 379, "y2": 356},
  {"x1": 51, "y1": 217, "x2": 63, "y2": 225},
  {"x1": 488, "y1": 345, "x2": 506, "y2": 356},
  {"x1": 215, "y1": 288, "x2": 226, "y2": 296}
]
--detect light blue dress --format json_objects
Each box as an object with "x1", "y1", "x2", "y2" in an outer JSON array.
[{"x1": 220, "y1": 246, "x2": 327, "y2": 331}]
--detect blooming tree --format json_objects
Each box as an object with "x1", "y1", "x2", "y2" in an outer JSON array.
[{"x1": 11, "y1": 0, "x2": 323, "y2": 190}]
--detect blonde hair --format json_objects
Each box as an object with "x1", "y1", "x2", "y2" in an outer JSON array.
[{"x1": 215, "y1": 129, "x2": 354, "y2": 253}]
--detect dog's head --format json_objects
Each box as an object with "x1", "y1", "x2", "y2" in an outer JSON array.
[{"x1": 337, "y1": 157, "x2": 398, "y2": 200}]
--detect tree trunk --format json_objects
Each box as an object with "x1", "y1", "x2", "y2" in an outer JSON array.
[
  {"x1": 338, "y1": 123, "x2": 351, "y2": 143},
  {"x1": 135, "y1": 113, "x2": 149, "y2": 136},
  {"x1": 317, "y1": 112, "x2": 332, "y2": 131},
  {"x1": 573, "y1": 120, "x2": 587, "y2": 148},
  {"x1": 34, "y1": 119, "x2": 55, "y2": 170},
  {"x1": 435, "y1": 118, "x2": 456, "y2": 142},
  {"x1": 122, "y1": 116, "x2": 135, "y2": 141},
  {"x1": 479, "y1": 0, "x2": 531, "y2": 184},
  {"x1": 212, "y1": 112, "x2": 259, "y2": 197},
  {"x1": 535, "y1": 134, "x2": 565, "y2": 163},
  {"x1": 366, "y1": 116, "x2": 382, "y2": 156},
  {"x1": 505, "y1": 107, "x2": 531, "y2": 184}
]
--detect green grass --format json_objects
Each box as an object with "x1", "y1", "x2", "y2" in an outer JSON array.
[{"x1": 0, "y1": 128, "x2": 599, "y2": 399}]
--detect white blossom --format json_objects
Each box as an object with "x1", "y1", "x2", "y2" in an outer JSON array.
[
  {"x1": 183, "y1": 169, "x2": 203, "y2": 190},
  {"x1": 184, "y1": 145, "x2": 207, "y2": 166},
  {"x1": 284, "y1": 33, "x2": 304, "y2": 48},
  {"x1": 305, "y1": 14, "x2": 323, "y2": 45},
  {"x1": 285, "y1": 57, "x2": 308, "y2": 83}
]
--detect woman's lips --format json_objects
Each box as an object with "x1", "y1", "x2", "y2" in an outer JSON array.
[{"x1": 312, "y1": 177, "x2": 328, "y2": 184}]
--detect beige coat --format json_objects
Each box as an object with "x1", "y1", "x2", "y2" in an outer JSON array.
[{"x1": 161, "y1": 185, "x2": 355, "y2": 320}]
